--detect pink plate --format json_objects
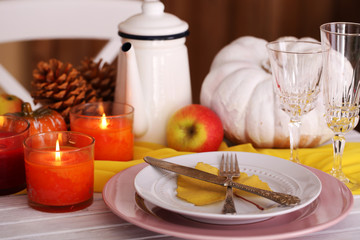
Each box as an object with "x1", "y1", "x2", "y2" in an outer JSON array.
[{"x1": 103, "y1": 163, "x2": 353, "y2": 240}]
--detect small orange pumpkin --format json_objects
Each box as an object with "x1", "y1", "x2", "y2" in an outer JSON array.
[{"x1": 7, "y1": 103, "x2": 67, "y2": 136}]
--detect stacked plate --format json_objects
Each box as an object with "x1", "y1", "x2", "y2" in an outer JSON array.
[{"x1": 103, "y1": 152, "x2": 353, "y2": 239}]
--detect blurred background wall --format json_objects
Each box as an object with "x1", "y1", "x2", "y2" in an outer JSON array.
[{"x1": 1, "y1": 0, "x2": 360, "y2": 104}]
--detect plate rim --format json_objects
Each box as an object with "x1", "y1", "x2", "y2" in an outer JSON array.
[{"x1": 134, "y1": 151, "x2": 322, "y2": 223}]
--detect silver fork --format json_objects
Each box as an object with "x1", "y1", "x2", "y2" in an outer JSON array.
[{"x1": 219, "y1": 153, "x2": 240, "y2": 214}]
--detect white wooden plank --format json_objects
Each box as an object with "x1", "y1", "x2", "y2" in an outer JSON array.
[
  {"x1": 0, "y1": 194, "x2": 135, "y2": 239},
  {"x1": 0, "y1": 194, "x2": 111, "y2": 225},
  {"x1": 13, "y1": 225, "x2": 169, "y2": 240}
]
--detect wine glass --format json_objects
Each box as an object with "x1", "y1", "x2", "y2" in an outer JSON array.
[
  {"x1": 267, "y1": 40, "x2": 326, "y2": 163},
  {"x1": 320, "y1": 22, "x2": 360, "y2": 189}
]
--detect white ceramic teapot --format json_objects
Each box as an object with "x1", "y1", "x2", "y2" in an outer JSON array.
[{"x1": 114, "y1": 0, "x2": 192, "y2": 145}]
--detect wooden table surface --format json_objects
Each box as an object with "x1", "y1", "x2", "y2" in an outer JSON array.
[
  {"x1": 0, "y1": 192, "x2": 359, "y2": 240},
  {"x1": 2, "y1": 133, "x2": 360, "y2": 240}
]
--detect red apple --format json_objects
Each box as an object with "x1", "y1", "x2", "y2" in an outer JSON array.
[
  {"x1": 166, "y1": 104, "x2": 224, "y2": 152},
  {"x1": 0, "y1": 94, "x2": 23, "y2": 115}
]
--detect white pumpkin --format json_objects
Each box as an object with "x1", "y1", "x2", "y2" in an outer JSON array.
[{"x1": 200, "y1": 36, "x2": 333, "y2": 148}]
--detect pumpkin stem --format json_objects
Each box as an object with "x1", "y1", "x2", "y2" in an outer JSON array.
[{"x1": 22, "y1": 102, "x2": 33, "y2": 116}]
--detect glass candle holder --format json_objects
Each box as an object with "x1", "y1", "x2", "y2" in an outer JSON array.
[
  {"x1": 0, "y1": 115, "x2": 30, "y2": 195},
  {"x1": 24, "y1": 131, "x2": 94, "y2": 212},
  {"x1": 69, "y1": 102, "x2": 134, "y2": 161}
]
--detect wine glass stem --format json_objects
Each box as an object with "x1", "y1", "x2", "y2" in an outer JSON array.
[
  {"x1": 330, "y1": 134, "x2": 348, "y2": 183},
  {"x1": 288, "y1": 118, "x2": 301, "y2": 163}
]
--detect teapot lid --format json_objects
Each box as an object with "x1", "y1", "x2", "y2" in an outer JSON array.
[{"x1": 118, "y1": 0, "x2": 189, "y2": 40}]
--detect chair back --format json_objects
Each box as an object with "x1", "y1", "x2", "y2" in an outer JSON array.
[{"x1": 0, "y1": 0, "x2": 142, "y2": 106}]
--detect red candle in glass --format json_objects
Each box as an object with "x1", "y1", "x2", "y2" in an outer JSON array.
[
  {"x1": 0, "y1": 115, "x2": 30, "y2": 195},
  {"x1": 70, "y1": 102, "x2": 134, "y2": 161},
  {"x1": 24, "y1": 131, "x2": 94, "y2": 212}
]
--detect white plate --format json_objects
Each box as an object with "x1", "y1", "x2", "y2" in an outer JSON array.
[{"x1": 134, "y1": 151, "x2": 322, "y2": 224}]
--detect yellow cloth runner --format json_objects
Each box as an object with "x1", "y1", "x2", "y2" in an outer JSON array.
[
  {"x1": 94, "y1": 141, "x2": 360, "y2": 195},
  {"x1": 15, "y1": 141, "x2": 360, "y2": 195}
]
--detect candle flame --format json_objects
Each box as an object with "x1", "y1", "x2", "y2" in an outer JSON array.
[
  {"x1": 55, "y1": 139, "x2": 61, "y2": 162},
  {"x1": 100, "y1": 113, "x2": 108, "y2": 129}
]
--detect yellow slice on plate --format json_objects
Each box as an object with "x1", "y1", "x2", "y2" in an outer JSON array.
[{"x1": 176, "y1": 162, "x2": 272, "y2": 206}]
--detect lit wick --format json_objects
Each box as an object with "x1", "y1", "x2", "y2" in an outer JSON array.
[
  {"x1": 55, "y1": 139, "x2": 61, "y2": 162},
  {"x1": 100, "y1": 113, "x2": 108, "y2": 129}
]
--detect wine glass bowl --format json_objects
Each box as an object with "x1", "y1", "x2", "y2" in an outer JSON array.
[
  {"x1": 267, "y1": 40, "x2": 326, "y2": 163},
  {"x1": 320, "y1": 22, "x2": 360, "y2": 187}
]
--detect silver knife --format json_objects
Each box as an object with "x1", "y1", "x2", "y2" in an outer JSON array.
[{"x1": 144, "y1": 156, "x2": 300, "y2": 206}]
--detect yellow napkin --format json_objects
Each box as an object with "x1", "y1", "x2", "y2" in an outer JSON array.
[
  {"x1": 93, "y1": 141, "x2": 193, "y2": 192},
  {"x1": 94, "y1": 141, "x2": 360, "y2": 195}
]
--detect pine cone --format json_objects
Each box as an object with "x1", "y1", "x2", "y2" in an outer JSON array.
[
  {"x1": 77, "y1": 58, "x2": 116, "y2": 101},
  {"x1": 31, "y1": 59, "x2": 98, "y2": 122}
]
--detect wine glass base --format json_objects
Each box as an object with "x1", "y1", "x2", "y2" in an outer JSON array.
[
  {"x1": 289, "y1": 157, "x2": 300, "y2": 164},
  {"x1": 330, "y1": 170, "x2": 360, "y2": 191},
  {"x1": 329, "y1": 169, "x2": 349, "y2": 183}
]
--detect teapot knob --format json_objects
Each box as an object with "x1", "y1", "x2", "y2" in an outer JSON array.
[
  {"x1": 118, "y1": 0, "x2": 188, "y2": 39},
  {"x1": 142, "y1": 0, "x2": 164, "y2": 16}
]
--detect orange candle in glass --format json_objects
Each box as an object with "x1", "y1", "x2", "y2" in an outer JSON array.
[
  {"x1": 24, "y1": 131, "x2": 94, "y2": 212},
  {"x1": 69, "y1": 102, "x2": 134, "y2": 161}
]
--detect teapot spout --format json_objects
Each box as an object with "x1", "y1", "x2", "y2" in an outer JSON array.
[{"x1": 114, "y1": 42, "x2": 148, "y2": 137}]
